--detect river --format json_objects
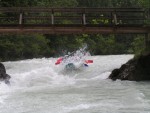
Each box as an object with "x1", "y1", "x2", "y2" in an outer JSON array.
[{"x1": 0, "y1": 55, "x2": 150, "y2": 113}]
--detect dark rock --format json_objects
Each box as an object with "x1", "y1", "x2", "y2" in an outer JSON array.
[
  {"x1": 109, "y1": 53, "x2": 150, "y2": 81},
  {"x1": 0, "y1": 63, "x2": 11, "y2": 84},
  {"x1": 109, "y1": 69, "x2": 120, "y2": 80}
]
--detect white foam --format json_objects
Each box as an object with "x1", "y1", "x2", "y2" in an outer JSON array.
[
  {"x1": 64, "y1": 103, "x2": 99, "y2": 112},
  {"x1": 0, "y1": 82, "x2": 11, "y2": 105},
  {"x1": 0, "y1": 95, "x2": 8, "y2": 104},
  {"x1": 0, "y1": 82, "x2": 11, "y2": 93}
]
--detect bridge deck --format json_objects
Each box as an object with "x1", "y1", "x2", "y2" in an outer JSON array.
[
  {"x1": 0, "y1": 7, "x2": 149, "y2": 34},
  {"x1": 0, "y1": 25, "x2": 149, "y2": 34}
]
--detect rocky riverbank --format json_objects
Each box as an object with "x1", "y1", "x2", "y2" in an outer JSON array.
[
  {"x1": 109, "y1": 53, "x2": 150, "y2": 81},
  {"x1": 0, "y1": 63, "x2": 11, "y2": 84}
]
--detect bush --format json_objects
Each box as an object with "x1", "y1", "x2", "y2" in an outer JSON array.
[{"x1": 0, "y1": 34, "x2": 50, "y2": 61}]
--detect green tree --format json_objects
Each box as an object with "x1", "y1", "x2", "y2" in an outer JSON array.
[
  {"x1": 77, "y1": 0, "x2": 112, "y2": 7},
  {"x1": 0, "y1": 34, "x2": 50, "y2": 61},
  {"x1": 130, "y1": 35, "x2": 145, "y2": 56}
]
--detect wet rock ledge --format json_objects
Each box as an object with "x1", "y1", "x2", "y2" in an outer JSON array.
[
  {"x1": 109, "y1": 53, "x2": 150, "y2": 81},
  {"x1": 0, "y1": 63, "x2": 11, "y2": 84}
]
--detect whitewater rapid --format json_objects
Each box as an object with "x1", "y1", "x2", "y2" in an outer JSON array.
[{"x1": 1, "y1": 55, "x2": 150, "y2": 113}]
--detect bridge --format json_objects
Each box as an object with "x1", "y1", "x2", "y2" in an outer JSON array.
[{"x1": 0, "y1": 7, "x2": 150, "y2": 34}]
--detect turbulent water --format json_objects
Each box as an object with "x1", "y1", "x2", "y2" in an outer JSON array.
[{"x1": 1, "y1": 55, "x2": 150, "y2": 113}]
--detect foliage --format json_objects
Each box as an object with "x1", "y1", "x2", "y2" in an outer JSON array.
[
  {"x1": 0, "y1": 34, "x2": 50, "y2": 61},
  {"x1": 76, "y1": 0, "x2": 113, "y2": 7},
  {"x1": 130, "y1": 35, "x2": 146, "y2": 56}
]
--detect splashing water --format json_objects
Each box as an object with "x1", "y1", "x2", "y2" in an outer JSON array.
[{"x1": 56, "y1": 44, "x2": 92, "y2": 72}]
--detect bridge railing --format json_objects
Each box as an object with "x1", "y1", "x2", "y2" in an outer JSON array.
[{"x1": 0, "y1": 7, "x2": 149, "y2": 26}]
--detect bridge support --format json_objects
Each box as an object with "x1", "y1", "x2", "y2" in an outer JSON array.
[
  {"x1": 19, "y1": 13, "x2": 23, "y2": 25},
  {"x1": 82, "y1": 13, "x2": 86, "y2": 25},
  {"x1": 113, "y1": 13, "x2": 118, "y2": 25},
  {"x1": 51, "y1": 10, "x2": 54, "y2": 25}
]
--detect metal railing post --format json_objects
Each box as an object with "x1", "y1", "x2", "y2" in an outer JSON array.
[
  {"x1": 83, "y1": 13, "x2": 86, "y2": 25},
  {"x1": 51, "y1": 9, "x2": 54, "y2": 25},
  {"x1": 113, "y1": 13, "x2": 118, "y2": 25},
  {"x1": 82, "y1": 8, "x2": 86, "y2": 25},
  {"x1": 19, "y1": 12, "x2": 23, "y2": 25}
]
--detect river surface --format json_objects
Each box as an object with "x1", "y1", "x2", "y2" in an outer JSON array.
[{"x1": 0, "y1": 55, "x2": 150, "y2": 113}]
